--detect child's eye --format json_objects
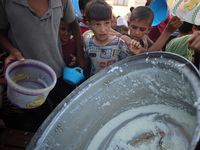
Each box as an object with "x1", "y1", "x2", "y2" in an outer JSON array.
[
  {"x1": 131, "y1": 26, "x2": 137, "y2": 29},
  {"x1": 140, "y1": 28, "x2": 146, "y2": 32},
  {"x1": 94, "y1": 23, "x2": 99, "y2": 26},
  {"x1": 105, "y1": 22, "x2": 109, "y2": 25}
]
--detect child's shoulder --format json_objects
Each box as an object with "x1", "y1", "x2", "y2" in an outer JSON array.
[
  {"x1": 105, "y1": 36, "x2": 127, "y2": 49},
  {"x1": 85, "y1": 35, "x2": 94, "y2": 43},
  {"x1": 84, "y1": 35, "x2": 96, "y2": 48},
  {"x1": 113, "y1": 36, "x2": 126, "y2": 45},
  {"x1": 110, "y1": 35, "x2": 125, "y2": 42}
]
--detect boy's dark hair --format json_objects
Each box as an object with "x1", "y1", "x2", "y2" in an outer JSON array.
[
  {"x1": 179, "y1": 22, "x2": 200, "y2": 34},
  {"x1": 179, "y1": 22, "x2": 193, "y2": 34},
  {"x1": 79, "y1": 0, "x2": 92, "y2": 10},
  {"x1": 115, "y1": 25, "x2": 128, "y2": 32},
  {"x1": 60, "y1": 18, "x2": 72, "y2": 30},
  {"x1": 130, "y1": 6, "x2": 134, "y2": 12},
  {"x1": 130, "y1": 6, "x2": 154, "y2": 26},
  {"x1": 85, "y1": 0, "x2": 112, "y2": 23}
]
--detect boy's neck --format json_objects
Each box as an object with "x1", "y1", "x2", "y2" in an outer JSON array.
[{"x1": 92, "y1": 34, "x2": 114, "y2": 45}]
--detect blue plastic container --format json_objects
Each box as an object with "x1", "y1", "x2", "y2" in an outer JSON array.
[
  {"x1": 149, "y1": 0, "x2": 169, "y2": 26},
  {"x1": 63, "y1": 67, "x2": 85, "y2": 86}
]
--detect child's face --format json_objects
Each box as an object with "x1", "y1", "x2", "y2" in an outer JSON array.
[
  {"x1": 59, "y1": 21, "x2": 72, "y2": 45},
  {"x1": 129, "y1": 19, "x2": 152, "y2": 42},
  {"x1": 89, "y1": 19, "x2": 112, "y2": 43},
  {"x1": 111, "y1": 17, "x2": 117, "y2": 29}
]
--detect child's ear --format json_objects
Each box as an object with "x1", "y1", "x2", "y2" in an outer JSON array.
[
  {"x1": 85, "y1": 21, "x2": 90, "y2": 28},
  {"x1": 87, "y1": 22, "x2": 91, "y2": 29},
  {"x1": 80, "y1": 9, "x2": 85, "y2": 17},
  {"x1": 192, "y1": 25, "x2": 199, "y2": 32}
]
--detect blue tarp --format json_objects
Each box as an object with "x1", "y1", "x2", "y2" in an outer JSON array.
[{"x1": 71, "y1": 0, "x2": 82, "y2": 16}]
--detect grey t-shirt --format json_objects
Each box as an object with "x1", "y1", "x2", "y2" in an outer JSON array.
[{"x1": 0, "y1": 0, "x2": 76, "y2": 77}]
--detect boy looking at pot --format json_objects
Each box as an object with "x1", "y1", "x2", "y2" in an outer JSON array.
[
  {"x1": 126, "y1": 6, "x2": 183, "y2": 54},
  {"x1": 84, "y1": 0, "x2": 141, "y2": 76},
  {"x1": 79, "y1": 0, "x2": 124, "y2": 40},
  {"x1": 127, "y1": 6, "x2": 154, "y2": 50}
]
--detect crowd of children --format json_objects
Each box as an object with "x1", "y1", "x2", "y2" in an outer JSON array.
[{"x1": 0, "y1": 0, "x2": 200, "y2": 132}]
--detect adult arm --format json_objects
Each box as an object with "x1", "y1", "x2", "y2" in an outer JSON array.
[
  {"x1": 0, "y1": 29, "x2": 25, "y2": 64},
  {"x1": 69, "y1": 18, "x2": 86, "y2": 69},
  {"x1": 146, "y1": 35, "x2": 154, "y2": 46},
  {"x1": 127, "y1": 16, "x2": 183, "y2": 55},
  {"x1": 147, "y1": 16, "x2": 183, "y2": 52}
]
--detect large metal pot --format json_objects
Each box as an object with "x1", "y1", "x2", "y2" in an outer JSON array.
[{"x1": 27, "y1": 52, "x2": 200, "y2": 150}]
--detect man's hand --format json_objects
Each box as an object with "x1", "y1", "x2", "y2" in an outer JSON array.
[
  {"x1": 5, "y1": 49, "x2": 25, "y2": 65},
  {"x1": 188, "y1": 31, "x2": 200, "y2": 53},
  {"x1": 165, "y1": 16, "x2": 183, "y2": 35}
]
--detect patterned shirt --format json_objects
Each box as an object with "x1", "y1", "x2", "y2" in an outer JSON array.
[{"x1": 84, "y1": 36, "x2": 133, "y2": 75}]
